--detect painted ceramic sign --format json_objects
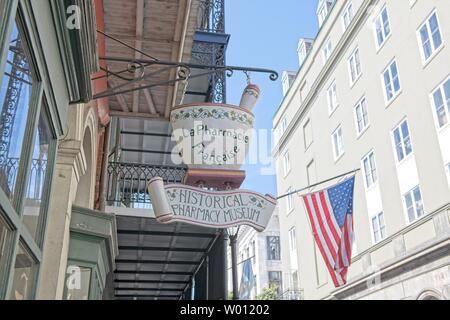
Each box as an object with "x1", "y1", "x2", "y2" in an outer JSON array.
[
  {"x1": 148, "y1": 177, "x2": 277, "y2": 231},
  {"x1": 170, "y1": 102, "x2": 255, "y2": 170}
]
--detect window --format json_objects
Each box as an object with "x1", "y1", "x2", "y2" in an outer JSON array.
[
  {"x1": 317, "y1": 0, "x2": 334, "y2": 27},
  {"x1": 404, "y1": 186, "x2": 424, "y2": 223},
  {"x1": 267, "y1": 236, "x2": 281, "y2": 260},
  {"x1": 348, "y1": 48, "x2": 361, "y2": 85},
  {"x1": 342, "y1": 2, "x2": 354, "y2": 31},
  {"x1": 0, "y1": 12, "x2": 57, "y2": 299},
  {"x1": 362, "y1": 151, "x2": 378, "y2": 188},
  {"x1": 9, "y1": 243, "x2": 38, "y2": 300},
  {"x1": 268, "y1": 271, "x2": 283, "y2": 295},
  {"x1": 383, "y1": 60, "x2": 401, "y2": 102},
  {"x1": 392, "y1": 119, "x2": 413, "y2": 162},
  {"x1": 23, "y1": 106, "x2": 54, "y2": 243},
  {"x1": 288, "y1": 227, "x2": 296, "y2": 252},
  {"x1": 0, "y1": 21, "x2": 34, "y2": 204},
  {"x1": 371, "y1": 212, "x2": 386, "y2": 243},
  {"x1": 303, "y1": 119, "x2": 313, "y2": 149},
  {"x1": 431, "y1": 77, "x2": 450, "y2": 128},
  {"x1": 286, "y1": 187, "x2": 294, "y2": 213},
  {"x1": 332, "y1": 126, "x2": 344, "y2": 160},
  {"x1": 283, "y1": 150, "x2": 291, "y2": 177},
  {"x1": 373, "y1": 5, "x2": 391, "y2": 48},
  {"x1": 327, "y1": 81, "x2": 338, "y2": 114},
  {"x1": 354, "y1": 97, "x2": 369, "y2": 134},
  {"x1": 322, "y1": 39, "x2": 333, "y2": 63},
  {"x1": 417, "y1": 11, "x2": 443, "y2": 62}
]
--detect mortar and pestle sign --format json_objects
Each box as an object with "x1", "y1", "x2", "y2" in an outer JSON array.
[
  {"x1": 147, "y1": 84, "x2": 277, "y2": 231},
  {"x1": 170, "y1": 84, "x2": 261, "y2": 189}
]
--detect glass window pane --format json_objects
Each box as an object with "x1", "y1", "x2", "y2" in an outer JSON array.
[
  {"x1": 384, "y1": 71, "x2": 392, "y2": 99},
  {"x1": 0, "y1": 22, "x2": 34, "y2": 204},
  {"x1": 375, "y1": 18, "x2": 383, "y2": 45},
  {"x1": 23, "y1": 106, "x2": 53, "y2": 242},
  {"x1": 370, "y1": 153, "x2": 377, "y2": 183},
  {"x1": 363, "y1": 157, "x2": 371, "y2": 187},
  {"x1": 390, "y1": 62, "x2": 400, "y2": 92},
  {"x1": 267, "y1": 236, "x2": 281, "y2": 261},
  {"x1": 0, "y1": 214, "x2": 13, "y2": 287},
  {"x1": 9, "y1": 243, "x2": 38, "y2": 300},
  {"x1": 382, "y1": 9, "x2": 390, "y2": 36},
  {"x1": 394, "y1": 129, "x2": 404, "y2": 161},
  {"x1": 401, "y1": 121, "x2": 412, "y2": 156},
  {"x1": 405, "y1": 192, "x2": 415, "y2": 223},
  {"x1": 443, "y1": 79, "x2": 450, "y2": 116},
  {"x1": 372, "y1": 216, "x2": 379, "y2": 243},
  {"x1": 429, "y1": 14, "x2": 442, "y2": 49},
  {"x1": 420, "y1": 26, "x2": 432, "y2": 59},
  {"x1": 413, "y1": 187, "x2": 424, "y2": 217},
  {"x1": 378, "y1": 212, "x2": 386, "y2": 239},
  {"x1": 65, "y1": 266, "x2": 91, "y2": 300},
  {"x1": 433, "y1": 89, "x2": 447, "y2": 127}
]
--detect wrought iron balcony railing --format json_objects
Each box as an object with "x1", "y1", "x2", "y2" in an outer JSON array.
[
  {"x1": 106, "y1": 162, "x2": 187, "y2": 208},
  {"x1": 277, "y1": 289, "x2": 304, "y2": 301},
  {"x1": 0, "y1": 157, "x2": 47, "y2": 201},
  {"x1": 197, "y1": 0, "x2": 225, "y2": 34}
]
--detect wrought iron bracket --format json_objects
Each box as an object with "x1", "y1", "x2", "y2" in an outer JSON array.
[
  {"x1": 93, "y1": 30, "x2": 279, "y2": 100},
  {"x1": 94, "y1": 56, "x2": 279, "y2": 100}
]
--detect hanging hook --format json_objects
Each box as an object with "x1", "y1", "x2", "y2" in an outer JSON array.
[{"x1": 243, "y1": 70, "x2": 251, "y2": 85}]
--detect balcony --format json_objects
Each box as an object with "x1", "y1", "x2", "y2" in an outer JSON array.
[
  {"x1": 106, "y1": 162, "x2": 187, "y2": 209},
  {"x1": 184, "y1": 0, "x2": 230, "y2": 105}
]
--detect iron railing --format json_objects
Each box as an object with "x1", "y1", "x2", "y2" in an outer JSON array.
[
  {"x1": 0, "y1": 157, "x2": 47, "y2": 201},
  {"x1": 106, "y1": 162, "x2": 187, "y2": 208},
  {"x1": 192, "y1": 0, "x2": 227, "y2": 104},
  {"x1": 197, "y1": 0, "x2": 225, "y2": 34},
  {"x1": 277, "y1": 289, "x2": 304, "y2": 301}
]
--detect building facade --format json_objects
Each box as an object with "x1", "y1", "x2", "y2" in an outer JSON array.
[
  {"x1": 273, "y1": 0, "x2": 450, "y2": 300},
  {"x1": 227, "y1": 209, "x2": 285, "y2": 299}
]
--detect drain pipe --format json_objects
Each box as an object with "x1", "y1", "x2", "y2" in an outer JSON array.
[{"x1": 98, "y1": 122, "x2": 111, "y2": 211}]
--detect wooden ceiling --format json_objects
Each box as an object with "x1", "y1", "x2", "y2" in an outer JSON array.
[{"x1": 103, "y1": 0, "x2": 200, "y2": 119}]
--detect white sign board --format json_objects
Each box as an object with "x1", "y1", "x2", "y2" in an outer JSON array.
[{"x1": 148, "y1": 178, "x2": 277, "y2": 232}]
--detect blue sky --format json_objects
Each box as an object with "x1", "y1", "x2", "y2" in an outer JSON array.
[{"x1": 225, "y1": 0, "x2": 319, "y2": 196}]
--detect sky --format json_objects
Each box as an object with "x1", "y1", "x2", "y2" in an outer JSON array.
[{"x1": 225, "y1": 0, "x2": 319, "y2": 196}]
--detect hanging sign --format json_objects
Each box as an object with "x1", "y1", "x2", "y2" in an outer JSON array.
[
  {"x1": 170, "y1": 103, "x2": 255, "y2": 170},
  {"x1": 148, "y1": 177, "x2": 277, "y2": 231}
]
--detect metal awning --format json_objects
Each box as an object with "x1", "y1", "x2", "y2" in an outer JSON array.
[{"x1": 114, "y1": 215, "x2": 219, "y2": 300}]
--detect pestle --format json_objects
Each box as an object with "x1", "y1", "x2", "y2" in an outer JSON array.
[{"x1": 239, "y1": 84, "x2": 260, "y2": 112}]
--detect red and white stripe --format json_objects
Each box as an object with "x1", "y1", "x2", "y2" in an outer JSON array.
[{"x1": 302, "y1": 191, "x2": 354, "y2": 288}]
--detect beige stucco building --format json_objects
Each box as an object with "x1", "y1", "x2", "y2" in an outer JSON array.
[{"x1": 273, "y1": 0, "x2": 450, "y2": 300}]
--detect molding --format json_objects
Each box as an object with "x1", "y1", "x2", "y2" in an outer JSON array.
[
  {"x1": 50, "y1": 0, "x2": 98, "y2": 103},
  {"x1": 56, "y1": 139, "x2": 87, "y2": 182},
  {"x1": 70, "y1": 205, "x2": 118, "y2": 273}
]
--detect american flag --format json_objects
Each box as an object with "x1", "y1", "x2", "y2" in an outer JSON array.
[{"x1": 302, "y1": 176, "x2": 355, "y2": 287}]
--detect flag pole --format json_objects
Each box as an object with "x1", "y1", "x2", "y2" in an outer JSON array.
[{"x1": 276, "y1": 168, "x2": 361, "y2": 200}]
